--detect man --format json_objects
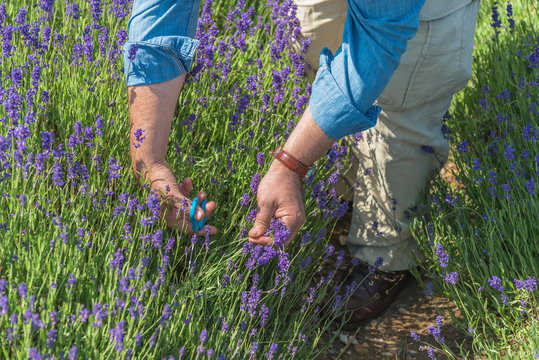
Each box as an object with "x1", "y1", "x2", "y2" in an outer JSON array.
[
  {"x1": 124, "y1": 0, "x2": 479, "y2": 328},
  {"x1": 248, "y1": 0, "x2": 479, "y2": 327}
]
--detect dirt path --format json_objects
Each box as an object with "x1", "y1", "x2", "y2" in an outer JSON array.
[{"x1": 316, "y1": 279, "x2": 468, "y2": 360}]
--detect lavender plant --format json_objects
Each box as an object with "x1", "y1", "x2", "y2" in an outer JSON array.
[
  {"x1": 411, "y1": 1, "x2": 538, "y2": 358},
  {"x1": 0, "y1": 0, "x2": 353, "y2": 358}
]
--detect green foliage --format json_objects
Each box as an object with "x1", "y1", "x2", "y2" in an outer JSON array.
[{"x1": 412, "y1": 0, "x2": 539, "y2": 358}]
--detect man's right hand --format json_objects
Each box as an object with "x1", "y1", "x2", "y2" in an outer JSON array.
[{"x1": 135, "y1": 159, "x2": 218, "y2": 236}]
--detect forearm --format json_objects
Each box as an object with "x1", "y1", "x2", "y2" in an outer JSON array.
[
  {"x1": 128, "y1": 74, "x2": 185, "y2": 178},
  {"x1": 280, "y1": 106, "x2": 335, "y2": 168}
]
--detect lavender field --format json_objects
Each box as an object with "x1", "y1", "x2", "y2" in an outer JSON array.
[{"x1": 0, "y1": 0, "x2": 537, "y2": 359}]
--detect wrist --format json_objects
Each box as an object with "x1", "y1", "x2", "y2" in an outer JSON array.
[
  {"x1": 272, "y1": 146, "x2": 311, "y2": 180},
  {"x1": 269, "y1": 158, "x2": 304, "y2": 185}
]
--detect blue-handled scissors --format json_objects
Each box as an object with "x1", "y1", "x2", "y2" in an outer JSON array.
[{"x1": 190, "y1": 196, "x2": 207, "y2": 232}]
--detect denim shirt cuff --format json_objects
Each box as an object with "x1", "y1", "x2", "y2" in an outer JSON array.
[
  {"x1": 309, "y1": 48, "x2": 380, "y2": 140},
  {"x1": 123, "y1": 36, "x2": 199, "y2": 87}
]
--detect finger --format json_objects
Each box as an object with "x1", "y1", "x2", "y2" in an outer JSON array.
[
  {"x1": 248, "y1": 203, "x2": 274, "y2": 240},
  {"x1": 194, "y1": 192, "x2": 207, "y2": 220},
  {"x1": 249, "y1": 235, "x2": 273, "y2": 245},
  {"x1": 203, "y1": 200, "x2": 216, "y2": 217},
  {"x1": 195, "y1": 191, "x2": 206, "y2": 201},
  {"x1": 180, "y1": 177, "x2": 193, "y2": 195}
]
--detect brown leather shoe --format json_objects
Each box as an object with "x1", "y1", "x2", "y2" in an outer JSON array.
[{"x1": 333, "y1": 261, "x2": 411, "y2": 329}]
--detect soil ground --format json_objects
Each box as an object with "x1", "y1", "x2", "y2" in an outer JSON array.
[{"x1": 316, "y1": 160, "x2": 470, "y2": 360}]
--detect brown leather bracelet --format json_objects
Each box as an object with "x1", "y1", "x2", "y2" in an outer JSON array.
[{"x1": 273, "y1": 146, "x2": 310, "y2": 178}]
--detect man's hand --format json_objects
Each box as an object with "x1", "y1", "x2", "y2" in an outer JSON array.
[
  {"x1": 248, "y1": 160, "x2": 304, "y2": 247},
  {"x1": 143, "y1": 160, "x2": 217, "y2": 235},
  {"x1": 247, "y1": 107, "x2": 336, "y2": 246}
]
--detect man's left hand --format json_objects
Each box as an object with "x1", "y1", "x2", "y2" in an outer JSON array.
[{"x1": 248, "y1": 160, "x2": 305, "y2": 247}]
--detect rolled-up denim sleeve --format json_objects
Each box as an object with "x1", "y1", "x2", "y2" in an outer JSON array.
[
  {"x1": 309, "y1": 0, "x2": 425, "y2": 139},
  {"x1": 124, "y1": 0, "x2": 201, "y2": 86}
]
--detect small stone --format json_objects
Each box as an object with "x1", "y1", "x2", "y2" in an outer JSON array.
[
  {"x1": 338, "y1": 234, "x2": 347, "y2": 246},
  {"x1": 377, "y1": 326, "x2": 386, "y2": 333},
  {"x1": 398, "y1": 307, "x2": 409, "y2": 314},
  {"x1": 339, "y1": 333, "x2": 349, "y2": 344},
  {"x1": 349, "y1": 335, "x2": 358, "y2": 345},
  {"x1": 354, "y1": 343, "x2": 369, "y2": 354}
]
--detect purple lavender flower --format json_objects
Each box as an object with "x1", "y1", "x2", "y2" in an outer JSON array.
[
  {"x1": 39, "y1": 0, "x2": 54, "y2": 14},
  {"x1": 491, "y1": 2, "x2": 502, "y2": 30},
  {"x1": 79, "y1": 307, "x2": 90, "y2": 323},
  {"x1": 46, "y1": 329, "x2": 57, "y2": 349},
  {"x1": 506, "y1": 1, "x2": 515, "y2": 31},
  {"x1": 108, "y1": 157, "x2": 121, "y2": 183},
  {"x1": 488, "y1": 275, "x2": 504, "y2": 291},
  {"x1": 52, "y1": 161, "x2": 65, "y2": 187},
  {"x1": 41, "y1": 131, "x2": 54, "y2": 151},
  {"x1": 68, "y1": 345, "x2": 78, "y2": 360},
  {"x1": 444, "y1": 272, "x2": 459, "y2": 285},
  {"x1": 427, "y1": 324, "x2": 444, "y2": 343},
  {"x1": 160, "y1": 304, "x2": 172, "y2": 327},
  {"x1": 221, "y1": 274, "x2": 230, "y2": 287},
  {"x1": 109, "y1": 320, "x2": 126, "y2": 351},
  {"x1": 29, "y1": 348, "x2": 42, "y2": 360},
  {"x1": 524, "y1": 277, "x2": 537, "y2": 292},
  {"x1": 92, "y1": 303, "x2": 107, "y2": 328},
  {"x1": 250, "y1": 173, "x2": 262, "y2": 193},
  {"x1": 2, "y1": 25, "x2": 14, "y2": 58},
  {"x1": 526, "y1": 178, "x2": 535, "y2": 195},
  {"x1": 67, "y1": 273, "x2": 77, "y2": 289},
  {"x1": 11, "y1": 68, "x2": 22, "y2": 87},
  {"x1": 66, "y1": 2, "x2": 80, "y2": 19},
  {"x1": 128, "y1": 43, "x2": 138, "y2": 61},
  {"x1": 0, "y1": 294, "x2": 8, "y2": 315},
  {"x1": 374, "y1": 256, "x2": 384, "y2": 268},
  {"x1": 502, "y1": 183, "x2": 511, "y2": 198},
  {"x1": 457, "y1": 139, "x2": 469, "y2": 154},
  {"x1": 152, "y1": 230, "x2": 163, "y2": 248},
  {"x1": 266, "y1": 343, "x2": 278, "y2": 359},
  {"x1": 200, "y1": 329, "x2": 208, "y2": 343},
  {"x1": 435, "y1": 244, "x2": 449, "y2": 268},
  {"x1": 250, "y1": 342, "x2": 259, "y2": 356},
  {"x1": 18, "y1": 283, "x2": 28, "y2": 298},
  {"x1": 132, "y1": 128, "x2": 145, "y2": 148},
  {"x1": 410, "y1": 330, "x2": 420, "y2": 341},
  {"x1": 240, "y1": 192, "x2": 250, "y2": 206},
  {"x1": 256, "y1": 152, "x2": 265, "y2": 167}
]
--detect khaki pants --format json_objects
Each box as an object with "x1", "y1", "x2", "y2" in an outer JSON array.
[{"x1": 296, "y1": 0, "x2": 480, "y2": 270}]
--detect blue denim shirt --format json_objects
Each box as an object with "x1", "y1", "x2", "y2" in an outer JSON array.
[{"x1": 124, "y1": 0, "x2": 425, "y2": 140}]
